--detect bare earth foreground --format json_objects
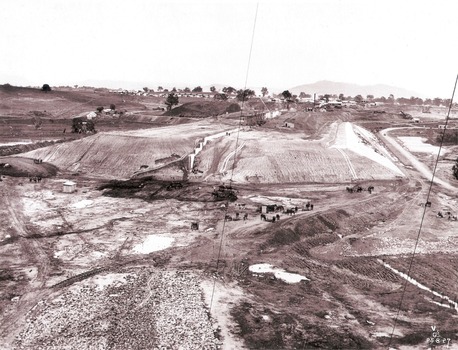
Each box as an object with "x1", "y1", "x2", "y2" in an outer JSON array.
[{"x1": 1, "y1": 106, "x2": 458, "y2": 349}]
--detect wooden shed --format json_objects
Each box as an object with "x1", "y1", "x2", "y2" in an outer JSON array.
[{"x1": 63, "y1": 181, "x2": 76, "y2": 193}]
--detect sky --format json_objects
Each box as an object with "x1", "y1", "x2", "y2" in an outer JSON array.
[{"x1": 0, "y1": 0, "x2": 457, "y2": 97}]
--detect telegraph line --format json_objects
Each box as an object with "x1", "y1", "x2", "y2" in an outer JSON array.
[{"x1": 209, "y1": 3, "x2": 259, "y2": 310}]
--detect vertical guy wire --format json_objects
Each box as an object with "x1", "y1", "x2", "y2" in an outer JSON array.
[
  {"x1": 209, "y1": 3, "x2": 259, "y2": 311},
  {"x1": 388, "y1": 74, "x2": 458, "y2": 348}
]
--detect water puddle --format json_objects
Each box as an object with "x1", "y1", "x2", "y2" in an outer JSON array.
[
  {"x1": 132, "y1": 235, "x2": 174, "y2": 254},
  {"x1": 249, "y1": 263, "x2": 309, "y2": 283}
]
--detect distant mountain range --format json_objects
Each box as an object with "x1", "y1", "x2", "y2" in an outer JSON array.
[{"x1": 289, "y1": 80, "x2": 424, "y2": 99}]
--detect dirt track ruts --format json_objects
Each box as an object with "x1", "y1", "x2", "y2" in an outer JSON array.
[{"x1": 380, "y1": 127, "x2": 458, "y2": 193}]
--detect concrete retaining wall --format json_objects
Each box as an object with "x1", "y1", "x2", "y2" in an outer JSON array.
[{"x1": 188, "y1": 128, "x2": 239, "y2": 169}]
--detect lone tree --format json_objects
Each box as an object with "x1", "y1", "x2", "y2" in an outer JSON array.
[
  {"x1": 261, "y1": 87, "x2": 268, "y2": 97},
  {"x1": 281, "y1": 90, "x2": 292, "y2": 100},
  {"x1": 281, "y1": 90, "x2": 294, "y2": 109},
  {"x1": 192, "y1": 86, "x2": 203, "y2": 93},
  {"x1": 210, "y1": 86, "x2": 216, "y2": 92},
  {"x1": 110, "y1": 104, "x2": 116, "y2": 110},
  {"x1": 222, "y1": 86, "x2": 236, "y2": 94},
  {"x1": 165, "y1": 93, "x2": 179, "y2": 111},
  {"x1": 41, "y1": 84, "x2": 51, "y2": 92}
]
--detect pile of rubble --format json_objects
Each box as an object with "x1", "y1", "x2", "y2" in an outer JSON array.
[
  {"x1": 14, "y1": 269, "x2": 221, "y2": 349},
  {"x1": 153, "y1": 271, "x2": 220, "y2": 348}
]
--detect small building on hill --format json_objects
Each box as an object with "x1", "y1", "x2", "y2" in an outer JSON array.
[
  {"x1": 284, "y1": 122, "x2": 295, "y2": 128},
  {"x1": 63, "y1": 181, "x2": 76, "y2": 193}
]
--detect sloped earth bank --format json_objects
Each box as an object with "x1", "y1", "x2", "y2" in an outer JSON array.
[
  {"x1": 19, "y1": 120, "x2": 238, "y2": 179},
  {"x1": 2, "y1": 165, "x2": 458, "y2": 349},
  {"x1": 195, "y1": 121, "x2": 404, "y2": 184}
]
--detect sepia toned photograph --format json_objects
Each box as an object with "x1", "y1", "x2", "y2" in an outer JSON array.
[{"x1": 0, "y1": 1, "x2": 457, "y2": 349}]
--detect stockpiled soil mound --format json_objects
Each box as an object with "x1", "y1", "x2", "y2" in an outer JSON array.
[
  {"x1": 196, "y1": 121, "x2": 403, "y2": 183},
  {"x1": 163, "y1": 101, "x2": 241, "y2": 117},
  {"x1": 19, "y1": 121, "x2": 235, "y2": 179}
]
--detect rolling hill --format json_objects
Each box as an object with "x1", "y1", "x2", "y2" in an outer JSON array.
[{"x1": 0, "y1": 84, "x2": 148, "y2": 119}]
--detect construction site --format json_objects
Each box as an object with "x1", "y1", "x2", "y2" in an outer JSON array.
[{"x1": 1, "y1": 84, "x2": 458, "y2": 349}]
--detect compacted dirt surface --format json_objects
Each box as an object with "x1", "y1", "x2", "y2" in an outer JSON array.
[{"x1": 1, "y1": 94, "x2": 458, "y2": 349}]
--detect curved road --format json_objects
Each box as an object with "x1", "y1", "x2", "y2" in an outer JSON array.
[{"x1": 379, "y1": 127, "x2": 457, "y2": 193}]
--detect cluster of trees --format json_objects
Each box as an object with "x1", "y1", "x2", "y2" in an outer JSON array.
[
  {"x1": 154, "y1": 86, "x2": 205, "y2": 94},
  {"x1": 222, "y1": 86, "x2": 236, "y2": 94},
  {"x1": 153, "y1": 84, "x2": 453, "y2": 109},
  {"x1": 162, "y1": 87, "x2": 259, "y2": 111},
  {"x1": 236, "y1": 89, "x2": 255, "y2": 102},
  {"x1": 366, "y1": 95, "x2": 451, "y2": 106},
  {"x1": 151, "y1": 85, "x2": 258, "y2": 96},
  {"x1": 294, "y1": 91, "x2": 453, "y2": 107}
]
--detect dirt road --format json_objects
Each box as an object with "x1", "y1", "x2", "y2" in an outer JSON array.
[
  {"x1": 379, "y1": 127, "x2": 458, "y2": 193},
  {"x1": 0, "y1": 181, "x2": 53, "y2": 346}
]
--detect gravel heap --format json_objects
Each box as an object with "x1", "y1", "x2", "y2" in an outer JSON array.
[{"x1": 14, "y1": 269, "x2": 221, "y2": 350}]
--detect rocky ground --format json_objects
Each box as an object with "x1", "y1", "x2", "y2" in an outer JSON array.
[{"x1": 13, "y1": 270, "x2": 221, "y2": 350}]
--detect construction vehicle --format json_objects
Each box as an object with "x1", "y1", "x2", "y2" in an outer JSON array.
[
  {"x1": 166, "y1": 182, "x2": 183, "y2": 191},
  {"x1": 400, "y1": 111, "x2": 412, "y2": 119},
  {"x1": 211, "y1": 184, "x2": 237, "y2": 202},
  {"x1": 346, "y1": 184, "x2": 363, "y2": 193}
]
